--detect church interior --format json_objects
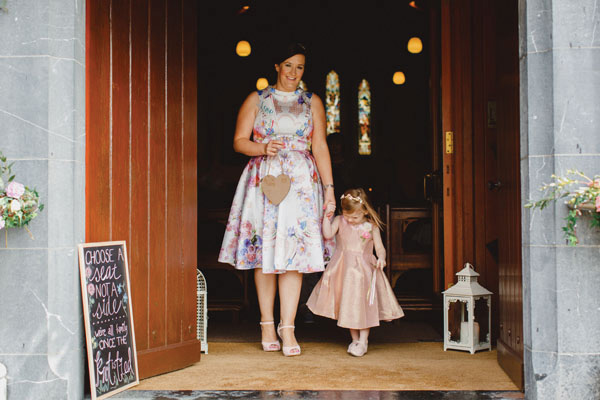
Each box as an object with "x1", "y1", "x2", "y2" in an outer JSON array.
[{"x1": 195, "y1": 0, "x2": 442, "y2": 339}]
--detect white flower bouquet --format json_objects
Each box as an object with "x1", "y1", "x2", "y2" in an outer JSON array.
[{"x1": 0, "y1": 151, "x2": 44, "y2": 245}]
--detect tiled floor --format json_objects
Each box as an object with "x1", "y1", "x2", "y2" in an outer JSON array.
[{"x1": 109, "y1": 390, "x2": 524, "y2": 399}]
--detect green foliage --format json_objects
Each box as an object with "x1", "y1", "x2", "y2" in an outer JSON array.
[
  {"x1": 591, "y1": 213, "x2": 600, "y2": 230},
  {"x1": 525, "y1": 170, "x2": 600, "y2": 246},
  {"x1": 0, "y1": 151, "x2": 11, "y2": 190}
]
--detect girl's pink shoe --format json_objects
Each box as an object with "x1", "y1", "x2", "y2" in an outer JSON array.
[
  {"x1": 260, "y1": 321, "x2": 281, "y2": 352},
  {"x1": 277, "y1": 323, "x2": 301, "y2": 356}
]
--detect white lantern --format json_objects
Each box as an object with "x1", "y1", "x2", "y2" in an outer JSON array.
[
  {"x1": 443, "y1": 263, "x2": 492, "y2": 354},
  {"x1": 197, "y1": 269, "x2": 208, "y2": 353}
]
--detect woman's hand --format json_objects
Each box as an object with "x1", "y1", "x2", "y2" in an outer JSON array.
[
  {"x1": 324, "y1": 202, "x2": 336, "y2": 218},
  {"x1": 376, "y1": 257, "x2": 386, "y2": 270},
  {"x1": 263, "y1": 140, "x2": 285, "y2": 156}
]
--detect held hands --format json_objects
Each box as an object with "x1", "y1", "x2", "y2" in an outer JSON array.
[
  {"x1": 376, "y1": 257, "x2": 386, "y2": 270},
  {"x1": 263, "y1": 140, "x2": 285, "y2": 156},
  {"x1": 324, "y1": 202, "x2": 336, "y2": 218}
]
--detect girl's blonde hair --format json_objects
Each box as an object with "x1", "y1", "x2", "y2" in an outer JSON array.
[{"x1": 339, "y1": 188, "x2": 384, "y2": 230}]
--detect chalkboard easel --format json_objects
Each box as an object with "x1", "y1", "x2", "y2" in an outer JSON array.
[{"x1": 78, "y1": 241, "x2": 139, "y2": 400}]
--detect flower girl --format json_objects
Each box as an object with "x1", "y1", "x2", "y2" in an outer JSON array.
[{"x1": 307, "y1": 188, "x2": 404, "y2": 356}]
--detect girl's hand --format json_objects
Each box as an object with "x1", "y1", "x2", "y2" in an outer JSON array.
[
  {"x1": 263, "y1": 140, "x2": 285, "y2": 156},
  {"x1": 324, "y1": 202, "x2": 336, "y2": 218},
  {"x1": 376, "y1": 258, "x2": 386, "y2": 270}
]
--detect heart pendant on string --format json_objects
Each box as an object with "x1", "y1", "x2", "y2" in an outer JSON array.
[{"x1": 260, "y1": 153, "x2": 291, "y2": 205}]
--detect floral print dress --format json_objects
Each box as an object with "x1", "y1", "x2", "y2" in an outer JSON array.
[{"x1": 218, "y1": 86, "x2": 333, "y2": 274}]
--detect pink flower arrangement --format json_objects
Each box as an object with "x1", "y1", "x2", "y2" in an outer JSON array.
[
  {"x1": 0, "y1": 151, "x2": 44, "y2": 245},
  {"x1": 588, "y1": 179, "x2": 600, "y2": 189},
  {"x1": 588, "y1": 179, "x2": 600, "y2": 212},
  {"x1": 6, "y1": 181, "x2": 25, "y2": 199},
  {"x1": 362, "y1": 231, "x2": 371, "y2": 240}
]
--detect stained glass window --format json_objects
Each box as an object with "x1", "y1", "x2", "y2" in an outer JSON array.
[
  {"x1": 325, "y1": 71, "x2": 341, "y2": 135},
  {"x1": 358, "y1": 79, "x2": 371, "y2": 155}
]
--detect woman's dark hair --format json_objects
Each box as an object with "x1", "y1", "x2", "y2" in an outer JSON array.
[{"x1": 274, "y1": 42, "x2": 307, "y2": 65}]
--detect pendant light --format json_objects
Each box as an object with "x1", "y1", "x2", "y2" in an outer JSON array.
[
  {"x1": 256, "y1": 78, "x2": 269, "y2": 90},
  {"x1": 407, "y1": 37, "x2": 423, "y2": 54},
  {"x1": 393, "y1": 71, "x2": 406, "y2": 85},
  {"x1": 236, "y1": 40, "x2": 251, "y2": 57}
]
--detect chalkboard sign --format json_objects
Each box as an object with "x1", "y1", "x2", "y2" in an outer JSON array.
[{"x1": 78, "y1": 241, "x2": 139, "y2": 400}]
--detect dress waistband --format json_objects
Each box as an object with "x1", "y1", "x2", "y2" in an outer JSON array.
[
  {"x1": 260, "y1": 136, "x2": 311, "y2": 152},
  {"x1": 337, "y1": 247, "x2": 363, "y2": 253}
]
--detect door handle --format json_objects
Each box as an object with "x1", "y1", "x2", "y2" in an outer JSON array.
[
  {"x1": 424, "y1": 171, "x2": 441, "y2": 201},
  {"x1": 487, "y1": 180, "x2": 502, "y2": 191},
  {"x1": 423, "y1": 173, "x2": 433, "y2": 200}
]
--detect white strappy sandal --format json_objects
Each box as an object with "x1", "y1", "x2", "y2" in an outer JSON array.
[
  {"x1": 277, "y1": 322, "x2": 301, "y2": 356},
  {"x1": 260, "y1": 321, "x2": 281, "y2": 352}
]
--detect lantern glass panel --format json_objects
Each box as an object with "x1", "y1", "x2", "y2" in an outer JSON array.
[
  {"x1": 474, "y1": 297, "x2": 490, "y2": 344},
  {"x1": 447, "y1": 300, "x2": 467, "y2": 343}
]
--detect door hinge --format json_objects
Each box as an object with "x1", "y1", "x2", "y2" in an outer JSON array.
[{"x1": 445, "y1": 131, "x2": 454, "y2": 154}]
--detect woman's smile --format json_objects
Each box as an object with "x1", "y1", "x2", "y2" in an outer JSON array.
[{"x1": 275, "y1": 54, "x2": 305, "y2": 92}]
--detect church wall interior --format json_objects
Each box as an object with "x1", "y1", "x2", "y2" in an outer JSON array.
[{"x1": 196, "y1": 0, "x2": 436, "y2": 314}]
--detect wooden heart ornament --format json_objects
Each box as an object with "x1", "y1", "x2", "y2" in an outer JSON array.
[{"x1": 261, "y1": 174, "x2": 291, "y2": 205}]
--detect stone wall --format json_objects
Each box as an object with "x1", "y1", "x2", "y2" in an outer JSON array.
[
  {"x1": 0, "y1": 0, "x2": 86, "y2": 399},
  {"x1": 521, "y1": 0, "x2": 600, "y2": 398}
]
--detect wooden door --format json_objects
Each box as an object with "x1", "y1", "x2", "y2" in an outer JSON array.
[
  {"x1": 86, "y1": 0, "x2": 199, "y2": 378},
  {"x1": 440, "y1": 0, "x2": 523, "y2": 389},
  {"x1": 494, "y1": 0, "x2": 524, "y2": 389},
  {"x1": 441, "y1": 0, "x2": 477, "y2": 285},
  {"x1": 428, "y1": 4, "x2": 443, "y2": 296}
]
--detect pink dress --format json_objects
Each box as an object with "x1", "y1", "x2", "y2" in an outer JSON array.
[{"x1": 307, "y1": 217, "x2": 404, "y2": 329}]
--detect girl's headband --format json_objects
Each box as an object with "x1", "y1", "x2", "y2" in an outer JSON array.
[{"x1": 340, "y1": 193, "x2": 363, "y2": 204}]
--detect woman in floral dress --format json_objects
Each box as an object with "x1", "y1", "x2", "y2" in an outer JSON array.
[{"x1": 218, "y1": 43, "x2": 335, "y2": 356}]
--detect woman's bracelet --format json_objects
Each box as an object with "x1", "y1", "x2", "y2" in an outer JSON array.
[{"x1": 323, "y1": 183, "x2": 334, "y2": 189}]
